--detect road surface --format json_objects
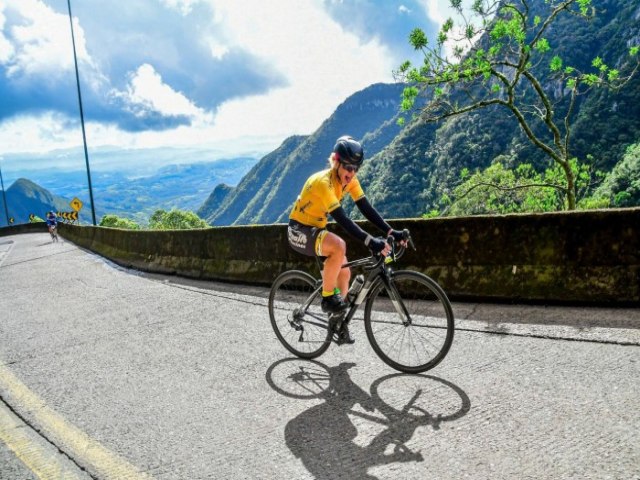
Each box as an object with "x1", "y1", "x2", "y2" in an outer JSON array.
[{"x1": 1, "y1": 233, "x2": 639, "y2": 479}]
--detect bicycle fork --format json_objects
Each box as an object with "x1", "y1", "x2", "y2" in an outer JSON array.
[{"x1": 381, "y1": 274, "x2": 413, "y2": 327}]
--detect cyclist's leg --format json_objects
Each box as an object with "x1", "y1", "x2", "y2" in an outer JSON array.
[{"x1": 318, "y1": 232, "x2": 350, "y2": 295}]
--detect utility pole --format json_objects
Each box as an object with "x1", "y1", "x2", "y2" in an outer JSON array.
[
  {"x1": 67, "y1": 0, "x2": 97, "y2": 225},
  {"x1": 0, "y1": 159, "x2": 9, "y2": 227}
]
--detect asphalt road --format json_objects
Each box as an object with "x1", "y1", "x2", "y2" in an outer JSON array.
[{"x1": 1, "y1": 233, "x2": 639, "y2": 480}]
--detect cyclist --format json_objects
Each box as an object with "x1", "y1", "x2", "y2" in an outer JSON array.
[
  {"x1": 288, "y1": 135, "x2": 406, "y2": 343},
  {"x1": 46, "y1": 211, "x2": 58, "y2": 236}
]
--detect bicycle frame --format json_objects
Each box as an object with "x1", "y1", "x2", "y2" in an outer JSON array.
[{"x1": 312, "y1": 241, "x2": 413, "y2": 330}]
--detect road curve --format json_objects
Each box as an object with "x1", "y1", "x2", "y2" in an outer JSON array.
[{"x1": 0, "y1": 233, "x2": 639, "y2": 479}]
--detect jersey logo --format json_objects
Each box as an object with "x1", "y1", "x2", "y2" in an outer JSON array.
[{"x1": 298, "y1": 200, "x2": 311, "y2": 213}]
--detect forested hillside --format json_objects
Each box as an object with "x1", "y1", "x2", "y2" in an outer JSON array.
[
  {"x1": 200, "y1": 135, "x2": 308, "y2": 224},
  {"x1": 201, "y1": 83, "x2": 406, "y2": 225},
  {"x1": 0, "y1": 179, "x2": 71, "y2": 226},
  {"x1": 357, "y1": 0, "x2": 640, "y2": 217},
  {"x1": 201, "y1": 0, "x2": 640, "y2": 225}
]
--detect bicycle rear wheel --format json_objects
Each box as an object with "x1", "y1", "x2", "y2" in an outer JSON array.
[
  {"x1": 269, "y1": 270, "x2": 332, "y2": 359},
  {"x1": 364, "y1": 271, "x2": 454, "y2": 373}
]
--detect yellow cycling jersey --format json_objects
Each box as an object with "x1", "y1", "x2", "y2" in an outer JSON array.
[{"x1": 289, "y1": 168, "x2": 365, "y2": 228}]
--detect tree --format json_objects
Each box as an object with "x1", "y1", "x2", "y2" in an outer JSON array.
[
  {"x1": 595, "y1": 142, "x2": 640, "y2": 207},
  {"x1": 99, "y1": 214, "x2": 141, "y2": 230},
  {"x1": 439, "y1": 157, "x2": 608, "y2": 216},
  {"x1": 396, "y1": 0, "x2": 639, "y2": 210},
  {"x1": 148, "y1": 208, "x2": 209, "y2": 230}
]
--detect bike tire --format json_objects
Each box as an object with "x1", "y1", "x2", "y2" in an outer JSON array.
[
  {"x1": 364, "y1": 270, "x2": 454, "y2": 373},
  {"x1": 269, "y1": 270, "x2": 332, "y2": 359}
]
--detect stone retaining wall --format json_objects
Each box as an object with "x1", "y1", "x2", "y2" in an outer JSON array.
[{"x1": 56, "y1": 208, "x2": 640, "y2": 304}]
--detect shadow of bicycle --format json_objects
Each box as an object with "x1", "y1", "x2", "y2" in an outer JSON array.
[{"x1": 266, "y1": 358, "x2": 471, "y2": 480}]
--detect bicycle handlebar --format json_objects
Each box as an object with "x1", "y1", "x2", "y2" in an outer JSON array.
[
  {"x1": 343, "y1": 229, "x2": 415, "y2": 270},
  {"x1": 359, "y1": 229, "x2": 415, "y2": 270}
]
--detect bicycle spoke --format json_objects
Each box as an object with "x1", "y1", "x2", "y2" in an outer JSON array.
[
  {"x1": 269, "y1": 271, "x2": 332, "y2": 359},
  {"x1": 365, "y1": 271, "x2": 454, "y2": 373}
]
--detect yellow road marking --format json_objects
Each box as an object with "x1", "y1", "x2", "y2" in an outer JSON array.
[
  {"x1": 0, "y1": 363, "x2": 153, "y2": 479},
  {"x1": 0, "y1": 402, "x2": 89, "y2": 479}
]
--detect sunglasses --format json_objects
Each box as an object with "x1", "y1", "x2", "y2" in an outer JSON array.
[{"x1": 340, "y1": 162, "x2": 359, "y2": 173}]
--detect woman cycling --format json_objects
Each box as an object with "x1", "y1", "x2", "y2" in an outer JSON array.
[{"x1": 287, "y1": 135, "x2": 406, "y2": 343}]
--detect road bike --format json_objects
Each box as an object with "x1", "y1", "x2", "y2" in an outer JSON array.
[{"x1": 269, "y1": 231, "x2": 455, "y2": 373}]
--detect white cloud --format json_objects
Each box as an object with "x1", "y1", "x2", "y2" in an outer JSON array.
[
  {"x1": 115, "y1": 63, "x2": 204, "y2": 119},
  {"x1": 0, "y1": 0, "x2": 399, "y2": 166},
  {"x1": 0, "y1": 113, "x2": 83, "y2": 155},
  {"x1": 423, "y1": 0, "x2": 452, "y2": 25},
  {"x1": 398, "y1": 5, "x2": 411, "y2": 14},
  {"x1": 159, "y1": 0, "x2": 200, "y2": 15},
  {"x1": 0, "y1": 9, "x2": 16, "y2": 63},
  {"x1": 201, "y1": 0, "x2": 393, "y2": 139},
  {"x1": 205, "y1": 38, "x2": 229, "y2": 60},
  {"x1": 1, "y1": 0, "x2": 92, "y2": 78}
]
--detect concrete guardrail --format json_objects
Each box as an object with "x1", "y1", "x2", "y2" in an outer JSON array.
[{"x1": 50, "y1": 208, "x2": 639, "y2": 305}]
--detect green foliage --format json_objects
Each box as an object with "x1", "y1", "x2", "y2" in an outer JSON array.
[
  {"x1": 148, "y1": 208, "x2": 209, "y2": 230},
  {"x1": 99, "y1": 214, "x2": 141, "y2": 230},
  {"x1": 535, "y1": 38, "x2": 551, "y2": 53},
  {"x1": 594, "y1": 142, "x2": 640, "y2": 207},
  {"x1": 439, "y1": 158, "x2": 607, "y2": 216},
  {"x1": 550, "y1": 55, "x2": 563, "y2": 72},
  {"x1": 30, "y1": 215, "x2": 44, "y2": 223},
  {"x1": 409, "y1": 28, "x2": 428, "y2": 50},
  {"x1": 395, "y1": 0, "x2": 640, "y2": 210},
  {"x1": 422, "y1": 209, "x2": 440, "y2": 219}
]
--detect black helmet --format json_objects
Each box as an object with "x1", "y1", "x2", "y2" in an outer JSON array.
[{"x1": 333, "y1": 135, "x2": 364, "y2": 166}]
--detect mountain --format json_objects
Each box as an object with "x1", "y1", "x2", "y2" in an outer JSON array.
[
  {"x1": 92, "y1": 158, "x2": 258, "y2": 224},
  {"x1": 12, "y1": 157, "x2": 258, "y2": 225},
  {"x1": 0, "y1": 179, "x2": 71, "y2": 226},
  {"x1": 201, "y1": 0, "x2": 640, "y2": 224},
  {"x1": 197, "y1": 183, "x2": 234, "y2": 219},
  {"x1": 356, "y1": 0, "x2": 640, "y2": 217},
  {"x1": 201, "y1": 82, "x2": 406, "y2": 225},
  {"x1": 200, "y1": 135, "x2": 308, "y2": 224}
]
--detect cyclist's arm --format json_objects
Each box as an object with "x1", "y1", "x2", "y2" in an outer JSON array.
[
  {"x1": 329, "y1": 207, "x2": 367, "y2": 241},
  {"x1": 330, "y1": 206, "x2": 384, "y2": 251},
  {"x1": 355, "y1": 197, "x2": 391, "y2": 234}
]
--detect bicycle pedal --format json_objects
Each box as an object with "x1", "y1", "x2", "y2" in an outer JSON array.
[{"x1": 332, "y1": 324, "x2": 355, "y2": 345}]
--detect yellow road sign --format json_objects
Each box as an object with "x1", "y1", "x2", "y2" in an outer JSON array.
[
  {"x1": 70, "y1": 197, "x2": 83, "y2": 212},
  {"x1": 59, "y1": 211, "x2": 78, "y2": 223}
]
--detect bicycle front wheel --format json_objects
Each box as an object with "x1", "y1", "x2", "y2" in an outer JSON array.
[
  {"x1": 269, "y1": 270, "x2": 332, "y2": 359},
  {"x1": 364, "y1": 271, "x2": 454, "y2": 373}
]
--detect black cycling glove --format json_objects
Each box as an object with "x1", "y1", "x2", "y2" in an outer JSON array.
[
  {"x1": 388, "y1": 229, "x2": 405, "y2": 242},
  {"x1": 366, "y1": 236, "x2": 388, "y2": 254}
]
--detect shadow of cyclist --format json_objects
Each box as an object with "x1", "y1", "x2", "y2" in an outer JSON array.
[{"x1": 273, "y1": 360, "x2": 469, "y2": 480}]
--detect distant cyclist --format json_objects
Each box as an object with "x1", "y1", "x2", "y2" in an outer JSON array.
[
  {"x1": 46, "y1": 211, "x2": 58, "y2": 239},
  {"x1": 287, "y1": 135, "x2": 406, "y2": 343}
]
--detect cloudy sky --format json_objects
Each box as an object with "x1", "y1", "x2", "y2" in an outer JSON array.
[{"x1": 0, "y1": 0, "x2": 450, "y2": 174}]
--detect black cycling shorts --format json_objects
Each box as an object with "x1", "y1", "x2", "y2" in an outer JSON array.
[{"x1": 287, "y1": 220, "x2": 328, "y2": 257}]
